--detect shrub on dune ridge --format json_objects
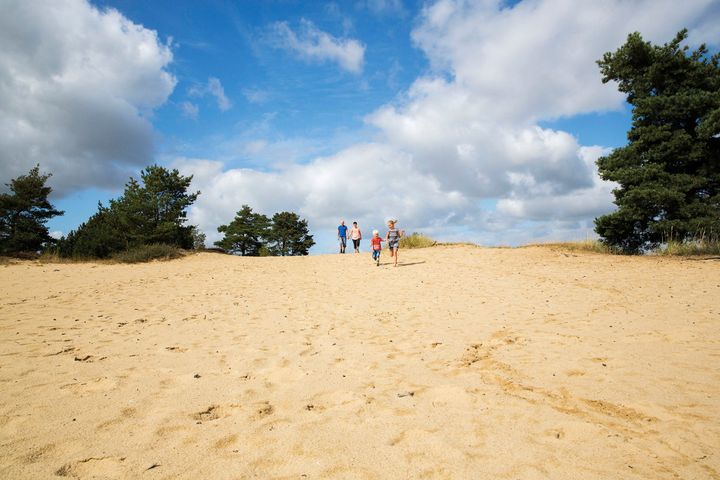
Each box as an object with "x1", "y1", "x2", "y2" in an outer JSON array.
[
  {"x1": 659, "y1": 239, "x2": 720, "y2": 256},
  {"x1": 38, "y1": 251, "x2": 80, "y2": 263},
  {"x1": 111, "y1": 244, "x2": 183, "y2": 263},
  {"x1": 525, "y1": 237, "x2": 720, "y2": 256},
  {"x1": 399, "y1": 233, "x2": 436, "y2": 249},
  {"x1": 525, "y1": 240, "x2": 618, "y2": 254},
  {"x1": 38, "y1": 244, "x2": 186, "y2": 264}
]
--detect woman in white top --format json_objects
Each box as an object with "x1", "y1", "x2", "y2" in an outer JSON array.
[{"x1": 349, "y1": 221, "x2": 362, "y2": 253}]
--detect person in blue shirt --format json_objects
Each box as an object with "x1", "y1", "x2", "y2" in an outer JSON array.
[{"x1": 337, "y1": 220, "x2": 348, "y2": 253}]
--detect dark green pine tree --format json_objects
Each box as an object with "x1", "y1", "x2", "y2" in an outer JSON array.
[
  {"x1": 57, "y1": 165, "x2": 200, "y2": 258},
  {"x1": 215, "y1": 205, "x2": 270, "y2": 256},
  {"x1": 111, "y1": 165, "x2": 200, "y2": 249},
  {"x1": 56, "y1": 203, "x2": 125, "y2": 259},
  {"x1": 268, "y1": 211, "x2": 314, "y2": 256},
  {"x1": 595, "y1": 29, "x2": 720, "y2": 253},
  {"x1": 0, "y1": 165, "x2": 64, "y2": 255}
]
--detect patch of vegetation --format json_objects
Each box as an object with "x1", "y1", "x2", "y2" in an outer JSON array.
[
  {"x1": 437, "y1": 241, "x2": 479, "y2": 248},
  {"x1": 111, "y1": 244, "x2": 184, "y2": 263},
  {"x1": 527, "y1": 237, "x2": 720, "y2": 256},
  {"x1": 658, "y1": 239, "x2": 720, "y2": 256},
  {"x1": 55, "y1": 165, "x2": 199, "y2": 259},
  {"x1": 528, "y1": 240, "x2": 618, "y2": 254},
  {"x1": 38, "y1": 251, "x2": 76, "y2": 263},
  {"x1": 0, "y1": 256, "x2": 18, "y2": 265},
  {"x1": 399, "y1": 232, "x2": 436, "y2": 249}
]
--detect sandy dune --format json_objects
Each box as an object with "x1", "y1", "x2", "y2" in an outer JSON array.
[{"x1": 1, "y1": 245, "x2": 719, "y2": 479}]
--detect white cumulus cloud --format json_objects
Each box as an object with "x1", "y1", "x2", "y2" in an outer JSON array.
[
  {"x1": 496, "y1": 147, "x2": 617, "y2": 221},
  {"x1": 174, "y1": 143, "x2": 468, "y2": 248},
  {"x1": 0, "y1": 0, "x2": 176, "y2": 195},
  {"x1": 269, "y1": 19, "x2": 365, "y2": 73},
  {"x1": 411, "y1": 0, "x2": 719, "y2": 122}
]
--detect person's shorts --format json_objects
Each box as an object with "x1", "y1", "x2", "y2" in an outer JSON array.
[
  {"x1": 388, "y1": 240, "x2": 399, "y2": 250},
  {"x1": 339, "y1": 237, "x2": 347, "y2": 247},
  {"x1": 352, "y1": 239, "x2": 360, "y2": 249}
]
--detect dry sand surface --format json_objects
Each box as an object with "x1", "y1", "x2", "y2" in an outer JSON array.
[{"x1": 1, "y1": 245, "x2": 719, "y2": 479}]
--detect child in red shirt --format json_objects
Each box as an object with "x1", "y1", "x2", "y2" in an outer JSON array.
[{"x1": 370, "y1": 229, "x2": 383, "y2": 266}]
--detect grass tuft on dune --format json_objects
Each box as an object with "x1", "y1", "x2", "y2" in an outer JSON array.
[
  {"x1": 111, "y1": 244, "x2": 184, "y2": 263},
  {"x1": 658, "y1": 239, "x2": 720, "y2": 256},
  {"x1": 399, "y1": 232, "x2": 436, "y2": 249},
  {"x1": 526, "y1": 240, "x2": 617, "y2": 254}
]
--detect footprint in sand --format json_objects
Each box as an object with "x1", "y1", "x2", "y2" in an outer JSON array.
[
  {"x1": 45, "y1": 346, "x2": 76, "y2": 356},
  {"x1": 74, "y1": 354, "x2": 106, "y2": 362},
  {"x1": 0, "y1": 413, "x2": 32, "y2": 436},
  {"x1": 164, "y1": 346, "x2": 187, "y2": 352},
  {"x1": 193, "y1": 405, "x2": 220, "y2": 422},
  {"x1": 56, "y1": 456, "x2": 127, "y2": 478},
  {"x1": 254, "y1": 401, "x2": 274, "y2": 418},
  {"x1": 459, "y1": 331, "x2": 525, "y2": 368},
  {"x1": 191, "y1": 404, "x2": 243, "y2": 422},
  {"x1": 460, "y1": 343, "x2": 487, "y2": 366},
  {"x1": 96, "y1": 407, "x2": 137, "y2": 430},
  {"x1": 213, "y1": 434, "x2": 238, "y2": 449},
  {"x1": 60, "y1": 376, "x2": 119, "y2": 395},
  {"x1": 154, "y1": 422, "x2": 192, "y2": 440},
  {"x1": 21, "y1": 443, "x2": 55, "y2": 464}
]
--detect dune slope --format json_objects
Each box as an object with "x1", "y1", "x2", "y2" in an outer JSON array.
[{"x1": 1, "y1": 246, "x2": 719, "y2": 479}]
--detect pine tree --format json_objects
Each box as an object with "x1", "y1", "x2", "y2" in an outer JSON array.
[
  {"x1": 111, "y1": 165, "x2": 199, "y2": 248},
  {"x1": 215, "y1": 205, "x2": 270, "y2": 255},
  {"x1": 595, "y1": 30, "x2": 720, "y2": 253},
  {"x1": 267, "y1": 211, "x2": 314, "y2": 256},
  {"x1": 56, "y1": 203, "x2": 124, "y2": 259},
  {"x1": 57, "y1": 165, "x2": 199, "y2": 258},
  {"x1": 0, "y1": 165, "x2": 63, "y2": 255}
]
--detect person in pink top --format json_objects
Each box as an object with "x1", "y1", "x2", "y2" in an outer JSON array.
[{"x1": 349, "y1": 221, "x2": 362, "y2": 253}]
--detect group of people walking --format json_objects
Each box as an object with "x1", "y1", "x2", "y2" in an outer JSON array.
[{"x1": 337, "y1": 219, "x2": 403, "y2": 267}]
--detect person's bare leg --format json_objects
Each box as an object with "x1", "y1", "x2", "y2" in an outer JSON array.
[{"x1": 394, "y1": 248, "x2": 398, "y2": 266}]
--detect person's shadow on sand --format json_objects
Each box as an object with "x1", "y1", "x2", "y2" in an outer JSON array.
[{"x1": 389, "y1": 261, "x2": 426, "y2": 267}]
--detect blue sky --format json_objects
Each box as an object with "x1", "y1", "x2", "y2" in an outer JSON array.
[
  {"x1": 2, "y1": 0, "x2": 718, "y2": 253},
  {"x1": 97, "y1": 1, "x2": 425, "y2": 147}
]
